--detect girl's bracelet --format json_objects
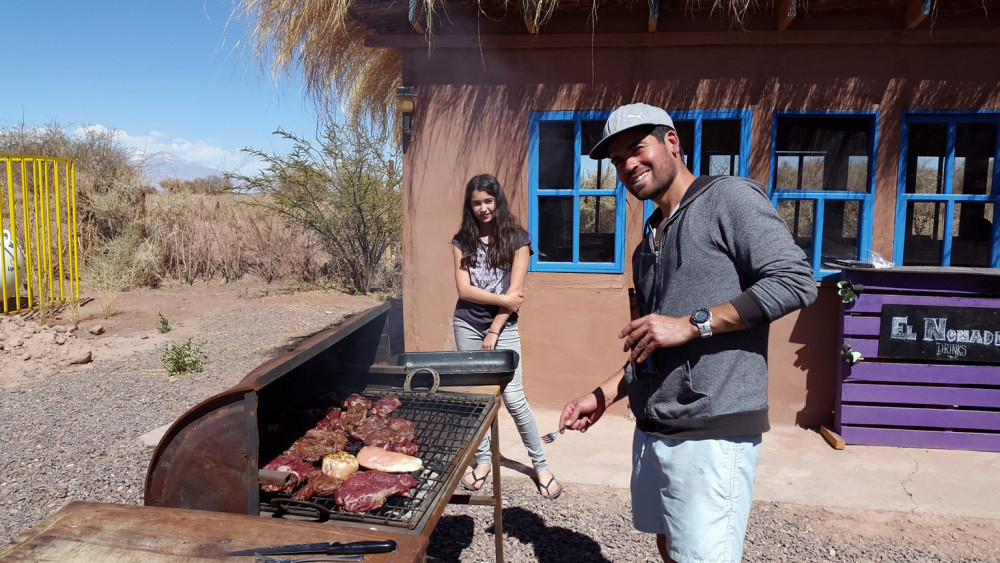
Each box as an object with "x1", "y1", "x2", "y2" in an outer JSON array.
[{"x1": 487, "y1": 329, "x2": 501, "y2": 336}]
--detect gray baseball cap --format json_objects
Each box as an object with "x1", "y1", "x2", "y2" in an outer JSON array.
[{"x1": 588, "y1": 103, "x2": 675, "y2": 160}]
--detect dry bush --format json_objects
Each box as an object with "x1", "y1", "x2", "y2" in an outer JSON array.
[{"x1": 144, "y1": 192, "x2": 332, "y2": 284}]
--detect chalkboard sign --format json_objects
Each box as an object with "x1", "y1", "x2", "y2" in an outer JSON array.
[{"x1": 879, "y1": 304, "x2": 1000, "y2": 364}]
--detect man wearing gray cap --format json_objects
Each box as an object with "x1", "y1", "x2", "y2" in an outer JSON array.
[{"x1": 559, "y1": 103, "x2": 816, "y2": 562}]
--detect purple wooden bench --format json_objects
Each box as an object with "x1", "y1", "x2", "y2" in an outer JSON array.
[{"x1": 835, "y1": 266, "x2": 1000, "y2": 452}]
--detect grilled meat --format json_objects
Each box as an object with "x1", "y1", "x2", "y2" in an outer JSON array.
[
  {"x1": 322, "y1": 451, "x2": 360, "y2": 481},
  {"x1": 334, "y1": 470, "x2": 417, "y2": 513},
  {"x1": 356, "y1": 446, "x2": 423, "y2": 473},
  {"x1": 285, "y1": 429, "x2": 349, "y2": 462},
  {"x1": 342, "y1": 393, "x2": 372, "y2": 410},
  {"x1": 371, "y1": 395, "x2": 402, "y2": 416},
  {"x1": 291, "y1": 469, "x2": 344, "y2": 500},
  {"x1": 260, "y1": 454, "x2": 314, "y2": 493}
]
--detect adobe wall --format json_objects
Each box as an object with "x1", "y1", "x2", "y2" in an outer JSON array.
[{"x1": 397, "y1": 35, "x2": 1000, "y2": 428}]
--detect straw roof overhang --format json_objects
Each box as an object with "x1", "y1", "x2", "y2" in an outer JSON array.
[
  {"x1": 348, "y1": 0, "x2": 998, "y2": 37},
  {"x1": 239, "y1": 0, "x2": 997, "y2": 127}
]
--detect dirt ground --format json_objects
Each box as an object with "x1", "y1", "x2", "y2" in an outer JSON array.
[{"x1": 0, "y1": 280, "x2": 381, "y2": 388}]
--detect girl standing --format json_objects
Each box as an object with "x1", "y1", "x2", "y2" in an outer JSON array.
[{"x1": 452, "y1": 173, "x2": 561, "y2": 500}]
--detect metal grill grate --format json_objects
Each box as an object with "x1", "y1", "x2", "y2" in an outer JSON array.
[{"x1": 260, "y1": 389, "x2": 496, "y2": 529}]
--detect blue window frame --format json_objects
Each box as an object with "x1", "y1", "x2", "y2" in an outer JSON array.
[
  {"x1": 894, "y1": 112, "x2": 1000, "y2": 268},
  {"x1": 769, "y1": 111, "x2": 878, "y2": 280},
  {"x1": 642, "y1": 109, "x2": 753, "y2": 221},
  {"x1": 529, "y1": 110, "x2": 624, "y2": 272}
]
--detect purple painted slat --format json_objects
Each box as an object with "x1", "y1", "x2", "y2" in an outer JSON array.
[
  {"x1": 845, "y1": 361, "x2": 1000, "y2": 385},
  {"x1": 842, "y1": 337, "x2": 878, "y2": 358},
  {"x1": 840, "y1": 404, "x2": 1000, "y2": 430},
  {"x1": 837, "y1": 269, "x2": 1000, "y2": 295},
  {"x1": 845, "y1": 293, "x2": 1000, "y2": 314},
  {"x1": 839, "y1": 426, "x2": 1000, "y2": 452},
  {"x1": 843, "y1": 315, "x2": 880, "y2": 336},
  {"x1": 841, "y1": 383, "x2": 1000, "y2": 408}
]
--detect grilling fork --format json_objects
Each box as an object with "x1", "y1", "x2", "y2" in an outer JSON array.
[{"x1": 540, "y1": 428, "x2": 562, "y2": 443}]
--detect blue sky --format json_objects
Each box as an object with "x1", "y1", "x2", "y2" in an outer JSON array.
[{"x1": 2, "y1": 1, "x2": 325, "y2": 175}]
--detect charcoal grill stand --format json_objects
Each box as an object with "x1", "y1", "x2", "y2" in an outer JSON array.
[{"x1": 446, "y1": 402, "x2": 504, "y2": 563}]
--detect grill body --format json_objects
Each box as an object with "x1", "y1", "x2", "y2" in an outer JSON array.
[{"x1": 144, "y1": 301, "x2": 515, "y2": 537}]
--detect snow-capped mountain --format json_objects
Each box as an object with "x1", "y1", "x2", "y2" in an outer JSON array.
[{"x1": 138, "y1": 152, "x2": 224, "y2": 189}]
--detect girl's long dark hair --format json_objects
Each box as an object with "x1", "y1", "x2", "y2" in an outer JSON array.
[{"x1": 454, "y1": 174, "x2": 526, "y2": 270}]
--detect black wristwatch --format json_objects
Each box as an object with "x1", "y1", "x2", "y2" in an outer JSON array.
[{"x1": 690, "y1": 308, "x2": 713, "y2": 338}]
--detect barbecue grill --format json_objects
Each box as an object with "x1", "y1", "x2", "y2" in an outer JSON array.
[{"x1": 143, "y1": 301, "x2": 515, "y2": 561}]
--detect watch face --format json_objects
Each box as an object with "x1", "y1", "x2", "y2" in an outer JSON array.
[{"x1": 692, "y1": 309, "x2": 711, "y2": 324}]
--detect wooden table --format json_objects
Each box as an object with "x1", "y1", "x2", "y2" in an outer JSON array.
[{"x1": 0, "y1": 501, "x2": 429, "y2": 562}]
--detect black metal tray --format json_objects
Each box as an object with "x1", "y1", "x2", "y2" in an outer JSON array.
[{"x1": 368, "y1": 350, "x2": 518, "y2": 388}]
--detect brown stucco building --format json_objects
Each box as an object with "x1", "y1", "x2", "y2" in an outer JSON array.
[{"x1": 352, "y1": 1, "x2": 1000, "y2": 428}]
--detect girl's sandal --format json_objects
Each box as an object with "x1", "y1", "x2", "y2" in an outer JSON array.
[
  {"x1": 538, "y1": 476, "x2": 563, "y2": 500},
  {"x1": 461, "y1": 467, "x2": 491, "y2": 491}
]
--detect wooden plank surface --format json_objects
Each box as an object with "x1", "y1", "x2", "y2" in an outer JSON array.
[
  {"x1": 840, "y1": 404, "x2": 1000, "y2": 431},
  {"x1": 0, "y1": 502, "x2": 428, "y2": 562},
  {"x1": 844, "y1": 361, "x2": 1000, "y2": 386},
  {"x1": 846, "y1": 293, "x2": 1000, "y2": 314},
  {"x1": 840, "y1": 426, "x2": 1000, "y2": 452},
  {"x1": 841, "y1": 383, "x2": 1000, "y2": 408}
]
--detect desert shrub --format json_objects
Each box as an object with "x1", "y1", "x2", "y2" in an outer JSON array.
[
  {"x1": 162, "y1": 339, "x2": 206, "y2": 375},
  {"x1": 157, "y1": 311, "x2": 172, "y2": 333},
  {"x1": 143, "y1": 192, "x2": 330, "y2": 283},
  {"x1": 229, "y1": 117, "x2": 402, "y2": 294},
  {"x1": 83, "y1": 233, "x2": 161, "y2": 291},
  {"x1": 0, "y1": 124, "x2": 154, "y2": 292},
  {"x1": 160, "y1": 175, "x2": 232, "y2": 194}
]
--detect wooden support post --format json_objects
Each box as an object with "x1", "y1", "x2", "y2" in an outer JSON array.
[
  {"x1": 777, "y1": 0, "x2": 796, "y2": 30},
  {"x1": 408, "y1": 0, "x2": 424, "y2": 34},
  {"x1": 905, "y1": 0, "x2": 931, "y2": 29}
]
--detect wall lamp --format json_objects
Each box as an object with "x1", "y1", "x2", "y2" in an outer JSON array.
[{"x1": 396, "y1": 86, "x2": 415, "y2": 137}]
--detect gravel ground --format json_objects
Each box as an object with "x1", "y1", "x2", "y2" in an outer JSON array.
[{"x1": 2, "y1": 294, "x2": 1000, "y2": 561}]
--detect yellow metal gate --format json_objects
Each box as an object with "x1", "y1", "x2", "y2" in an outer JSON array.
[{"x1": 0, "y1": 154, "x2": 80, "y2": 314}]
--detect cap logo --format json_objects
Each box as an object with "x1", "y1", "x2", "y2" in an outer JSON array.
[{"x1": 626, "y1": 114, "x2": 642, "y2": 119}]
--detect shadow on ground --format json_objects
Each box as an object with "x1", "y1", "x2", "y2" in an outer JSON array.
[{"x1": 427, "y1": 506, "x2": 610, "y2": 562}]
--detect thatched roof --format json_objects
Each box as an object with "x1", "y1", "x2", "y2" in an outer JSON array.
[{"x1": 237, "y1": 0, "x2": 995, "y2": 126}]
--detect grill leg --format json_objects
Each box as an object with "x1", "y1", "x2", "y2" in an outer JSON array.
[{"x1": 490, "y1": 417, "x2": 503, "y2": 563}]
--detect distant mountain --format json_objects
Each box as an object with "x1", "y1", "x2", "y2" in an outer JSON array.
[{"x1": 137, "y1": 152, "x2": 223, "y2": 190}]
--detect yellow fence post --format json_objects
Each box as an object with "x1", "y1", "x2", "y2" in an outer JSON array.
[{"x1": 0, "y1": 153, "x2": 80, "y2": 315}]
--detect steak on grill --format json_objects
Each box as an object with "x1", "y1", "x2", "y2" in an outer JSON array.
[
  {"x1": 260, "y1": 454, "x2": 314, "y2": 493},
  {"x1": 371, "y1": 395, "x2": 402, "y2": 416},
  {"x1": 291, "y1": 469, "x2": 344, "y2": 500},
  {"x1": 348, "y1": 415, "x2": 419, "y2": 454},
  {"x1": 314, "y1": 408, "x2": 344, "y2": 432},
  {"x1": 285, "y1": 428, "x2": 349, "y2": 462},
  {"x1": 334, "y1": 470, "x2": 417, "y2": 513}
]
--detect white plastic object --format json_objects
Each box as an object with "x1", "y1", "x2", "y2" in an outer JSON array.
[{"x1": 2, "y1": 229, "x2": 27, "y2": 298}]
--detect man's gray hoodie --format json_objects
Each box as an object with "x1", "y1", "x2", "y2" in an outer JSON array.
[{"x1": 628, "y1": 175, "x2": 817, "y2": 440}]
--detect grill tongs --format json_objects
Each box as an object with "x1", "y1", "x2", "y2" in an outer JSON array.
[{"x1": 226, "y1": 539, "x2": 397, "y2": 557}]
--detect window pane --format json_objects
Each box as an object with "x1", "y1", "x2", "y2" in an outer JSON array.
[
  {"x1": 820, "y1": 200, "x2": 860, "y2": 263},
  {"x1": 953, "y1": 122, "x2": 997, "y2": 195},
  {"x1": 952, "y1": 202, "x2": 994, "y2": 267},
  {"x1": 906, "y1": 123, "x2": 948, "y2": 194},
  {"x1": 580, "y1": 120, "x2": 615, "y2": 191},
  {"x1": 775, "y1": 116, "x2": 871, "y2": 191},
  {"x1": 775, "y1": 156, "x2": 800, "y2": 190},
  {"x1": 701, "y1": 120, "x2": 741, "y2": 176},
  {"x1": 903, "y1": 201, "x2": 946, "y2": 265},
  {"x1": 777, "y1": 199, "x2": 814, "y2": 263},
  {"x1": 579, "y1": 195, "x2": 616, "y2": 263},
  {"x1": 539, "y1": 121, "x2": 574, "y2": 190},
  {"x1": 537, "y1": 196, "x2": 574, "y2": 262},
  {"x1": 847, "y1": 156, "x2": 868, "y2": 191}
]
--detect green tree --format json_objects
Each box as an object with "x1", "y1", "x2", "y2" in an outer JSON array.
[{"x1": 229, "y1": 118, "x2": 402, "y2": 294}]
